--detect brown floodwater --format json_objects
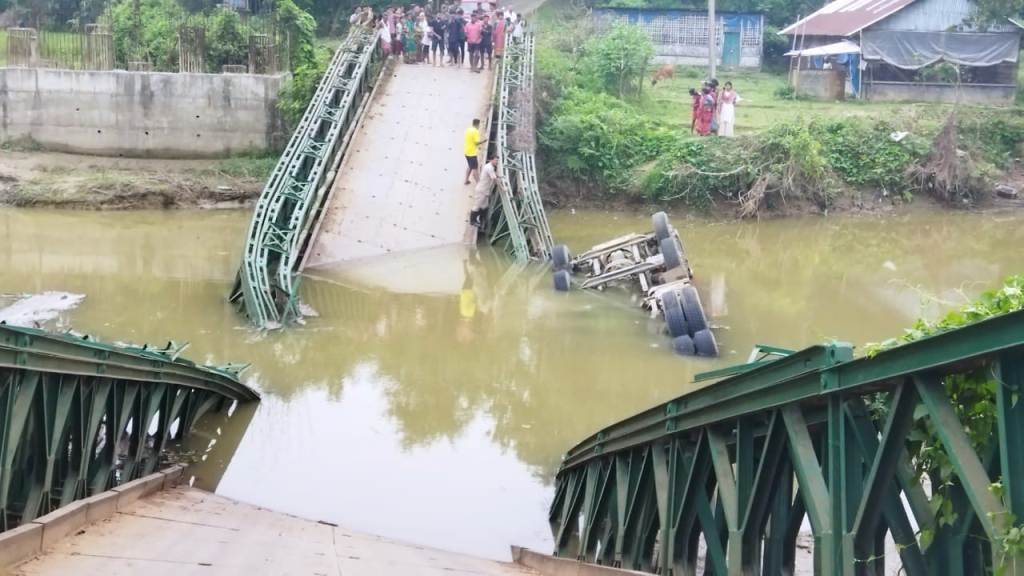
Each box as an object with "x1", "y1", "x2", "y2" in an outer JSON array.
[{"x1": 1, "y1": 207, "x2": 1022, "y2": 560}]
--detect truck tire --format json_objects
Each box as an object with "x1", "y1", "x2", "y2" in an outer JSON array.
[
  {"x1": 660, "y1": 290, "x2": 688, "y2": 338},
  {"x1": 659, "y1": 237, "x2": 683, "y2": 271},
  {"x1": 652, "y1": 211, "x2": 672, "y2": 241},
  {"x1": 672, "y1": 335, "x2": 696, "y2": 356},
  {"x1": 680, "y1": 285, "x2": 708, "y2": 334},
  {"x1": 553, "y1": 269, "x2": 572, "y2": 292},
  {"x1": 552, "y1": 244, "x2": 572, "y2": 271},
  {"x1": 693, "y1": 329, "x2": 719, "y2": 357}
]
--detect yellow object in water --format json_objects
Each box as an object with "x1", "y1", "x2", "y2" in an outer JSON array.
[{"x1": 460, "y1": 288, "x2": 477, "y2": 319}]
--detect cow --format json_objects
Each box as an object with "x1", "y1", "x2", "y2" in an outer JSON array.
[{"x1": 650, "y1": 64, "x2": 674, "y2": 86}]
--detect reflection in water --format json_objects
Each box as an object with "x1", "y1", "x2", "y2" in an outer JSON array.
[{"x1": 1, "y1": 207, "x2": 1023, "y2": 559}]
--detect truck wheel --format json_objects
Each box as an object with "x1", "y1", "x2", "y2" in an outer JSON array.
[
  {"x1": 680, "y1": 285, "x2": 708, "y2": 333},
  {"x1": 652, "y1": 211, "x2": 672, "y2": 241},
  {"x1": 672, "y1": 335, "x2": 696, "y2": 356},
  {"x1": 693, "y1": 329, "x2": 719, "y2": 357},
  {"x1": 660, "y1": 290, "x2": 688, "y2": 338},
  {"x1": 552, "y1": 244, "x2": 572, "y2": 271},
  {"x1": 659, "y1": 237, "x2": 683, "y2": 271},
  {"x1": 553, "y1": 269, "x2": 572, "y2": 292}
]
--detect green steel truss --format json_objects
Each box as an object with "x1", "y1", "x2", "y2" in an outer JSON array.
[
  {"x1": 0, "y1": 323, "x2": 257, "y2": 532},
  {"x1": 229, "y1": 28, "x2": 383, "y2": 328},
  {"x1": 550, "y1": 309, "x2": 1024, "y2": 575},
  {"x1": 485, "y1": 33, "x2": 554, "y2": 262}
]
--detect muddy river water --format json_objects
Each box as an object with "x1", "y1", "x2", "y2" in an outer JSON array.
[{"x1": 1, "y1": 207, "x2": 1023, "y2": 560}]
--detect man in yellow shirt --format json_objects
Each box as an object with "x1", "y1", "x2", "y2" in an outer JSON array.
[{"x1": 463, "y1": 118, "x2": 485, "y2": 185}]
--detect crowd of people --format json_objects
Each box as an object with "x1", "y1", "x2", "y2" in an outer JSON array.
[
  {"x1": 351, "y1": 2, "x2": 527, "y2": 71},
  {"x1": 689, "y1": 78, "x2": 740, "y2": 137}
]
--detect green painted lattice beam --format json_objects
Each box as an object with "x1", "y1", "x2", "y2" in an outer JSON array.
[
  {"x1": 550, "y1": 309, "x2": 1024, "y2": 575},
  {"x1": 229, "y1": 27, "x2": 383, "y2": 328},
  {"x1": 484, "y1": 33, "x2": 553, "y2": 263},
  {"x1": 0, "y1": 323, "x2": 257, "y2": 532}
]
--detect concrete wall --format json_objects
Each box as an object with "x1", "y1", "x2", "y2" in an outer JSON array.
[
  {"x1": 652, "y1": 46, "x2": 761, "y2": 67},
  {"x1": 793, "y1": 69, "x2": 846, "y2": 100},
  {"x1": 864, "y1": 81, "x2": 1016, "y2": 104},
  {"x1": 0, "y1": 68, "x2": 287, "y2": 158}
]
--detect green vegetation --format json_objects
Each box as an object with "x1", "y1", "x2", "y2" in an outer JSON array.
[
  {"x1": 534, "y1": 0, "x2": 1024, "y2": 215},
  {"x1": 103, "y1": 0, "x2": 314, "y2": 73},
  {"x1": 208, "y1": 152, "x2": 278, "y2": 180},
  {"x1": 277, "y1": 44, "x2": 332, "y2": 127},
  {"x1": 865, "y1": 275, "x2": 1024, "y2": 561}
]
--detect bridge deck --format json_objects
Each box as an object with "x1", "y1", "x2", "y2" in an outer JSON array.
[
  {"x1": 16, "y1": 486, "x2": 535, "y2": 576},
  {"x1": 303, "y1": 63, "x2": 492, "y2": 270}
]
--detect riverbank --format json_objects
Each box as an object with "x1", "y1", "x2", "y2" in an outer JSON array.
[
  {"x1": 532, "y1": 0, "x2": 1024, "y2": 218},
  {"x1": 0, "y1": 150, "x2": 271, "y2": 209}
]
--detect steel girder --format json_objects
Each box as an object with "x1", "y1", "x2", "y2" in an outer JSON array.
[
  {"x1": 550, "y1": 309, "x2": 1024, "y2": 575},
  {"x1": 0, "y1": 323, "x2": 257, "y2": 532},
  {"x1": 230, "y1": 28, "x2": 383, "y2": 328},
  {"x1": 484, "y1": 33, "x2": 554, "y2": 263}
]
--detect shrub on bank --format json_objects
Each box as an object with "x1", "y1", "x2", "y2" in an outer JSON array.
[{"x1": 539, "y1": 89, "x2": 672, "y2": 187}]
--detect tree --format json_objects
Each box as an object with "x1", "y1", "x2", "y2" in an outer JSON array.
[
  {"x1": 583, "y1": 24, "x2": 654, "y2": 99},
  {"x1": 206, "y1": 7, "x2": 248, "y2": 71}
]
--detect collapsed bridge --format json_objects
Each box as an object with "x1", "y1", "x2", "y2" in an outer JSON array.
[{"x1": 229, "y1": 27, "x2": 552, "y2": 329}]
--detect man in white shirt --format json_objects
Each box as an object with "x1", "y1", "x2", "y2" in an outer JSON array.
[{"x1": 470, "y1": 156, "x2": 505, "y2": 227}]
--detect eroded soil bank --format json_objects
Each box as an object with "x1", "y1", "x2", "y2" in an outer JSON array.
[{"x1": 0, "y1": 151, "x2": 266, "y2": 209}]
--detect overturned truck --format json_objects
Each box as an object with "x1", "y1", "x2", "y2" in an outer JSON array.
[{"x1": 550, "y1": 212, "x2": 718, "y2": 357}]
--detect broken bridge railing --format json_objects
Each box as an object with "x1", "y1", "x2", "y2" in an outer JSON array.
[
  {"x1": 483, "y1": 33, "x2": 553, "y2": 263},
  {"x1": 549, "y1": 308, "x2": 1024, "y2": 575},
  {"x1": 0, "y1": 323, "x2": 258, "y2": 532},
  {"x1": 229, "y1": 27, "x2": 383, "y2": 328}
]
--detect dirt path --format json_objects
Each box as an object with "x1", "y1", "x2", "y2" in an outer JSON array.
[{"x1": 0, "y1": 150, "x2": 266, "y2": 209}]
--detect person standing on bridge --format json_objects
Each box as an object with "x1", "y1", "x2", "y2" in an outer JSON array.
[
  {"x1": 417, "y1": 13, "x2": 431, "y2": 63},
  {"x1": 465, "y1": 14, "x2": 483, "y2": 72},
  {"x1": 448, "y1": 11, "x2": 465, "y2": 67},
  {"x1": 430, "y1": 13, "x2": 446, "y2": 66},
  {"x1": 464, "y1": 118, "x2": 486, "y2": 185},
  {"x1": 470, "y1": 155, "x2": 505, "y2": 227},
  {"x1": 480, "y1": 14, "x2": 494, "y2": 70},
  {"x1": 511, "y1": 16, "x2": 524, "y2": 44}
]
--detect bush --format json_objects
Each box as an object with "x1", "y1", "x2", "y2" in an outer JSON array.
[
  {"x1": 539, "y1": 89, "x2": 671, "y2": 186},
  {"x1": 275, "y1": 0, "x2": 317, "y2": 71},
  {"x1": 580, "y1": 24, "x2": 654, "y2": 99},
  {"x1": 817, "y1": 120, "x2": 918, "y2": 195},
  {"x1": 206, "y1": 7, "x2": 248, "y2": 72},
  {"x1": 961, "y1": 110, "x2": 1024, "y2": 168},
  {"x1": 637, "y1": 137, "x2": 752, "y2": 210},
  {"x1": 761, "y1": 25, "x2": 791, "y2": 71},
  {"x1": 108, "y1": 0, "x2": 185, "y2": 70},
  {"x1": 277, "y1": 45, "x2": 331, "y2": 128}
]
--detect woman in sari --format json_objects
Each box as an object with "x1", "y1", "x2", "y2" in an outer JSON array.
[
  {"x1": 404, "y1": 13, "x2": 417, "y2": 63},
  {"x1": 695, "y1": 86, "x2": 715, "y2": 136}
]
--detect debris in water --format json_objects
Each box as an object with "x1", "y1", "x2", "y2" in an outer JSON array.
[
  {"x1": 298, "y1": 303, "x2": 320, "y2": 318},
  {"x1": 996, "y1": 184, "x2": 1018, "y2": 199},
  {"x1": 0, "y1": 292, "x2": 85, "y2": 327},
  {"x1": 882, "y1": 260, "x2": 897, "y2": 271}
]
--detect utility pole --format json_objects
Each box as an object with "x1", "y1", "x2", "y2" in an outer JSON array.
[{"x1": 707, "y1": 0, "x2": 716, "y2": 79}]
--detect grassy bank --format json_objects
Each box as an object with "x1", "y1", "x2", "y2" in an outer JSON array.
[
  {"x1": 0, "y1": 149, "x2": 274, "y2": 209},
  {"x1": 533, "y1": 0, "x2": 1024, "y2": 217}
]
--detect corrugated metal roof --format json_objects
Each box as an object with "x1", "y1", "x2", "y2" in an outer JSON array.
[{"x1": 780, "y1": 0, "x2": 916, "y2": 37}]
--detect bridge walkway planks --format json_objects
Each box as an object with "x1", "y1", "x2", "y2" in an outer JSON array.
[
  {"x1": 16, "y1": 486, "x2": 536, "y2": 576},
  {"x1": 302, "y1": 62, "x2": 492, "y2": 270}
]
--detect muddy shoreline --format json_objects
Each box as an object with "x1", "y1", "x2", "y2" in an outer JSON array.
[
  {"x1": 0, "y1": 150, "x2": 264, "y2": 210},
  {"x1": 3, "y1": 150, "x2": 1023, "y2": 216},
  {"x1": 541, "y1": 176, "x2": 1024, "y2": 220}
]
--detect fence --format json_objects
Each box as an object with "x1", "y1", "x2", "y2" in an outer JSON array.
[{"x1": 3, "y1": 14, "x2": 288, "y2": 74}]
